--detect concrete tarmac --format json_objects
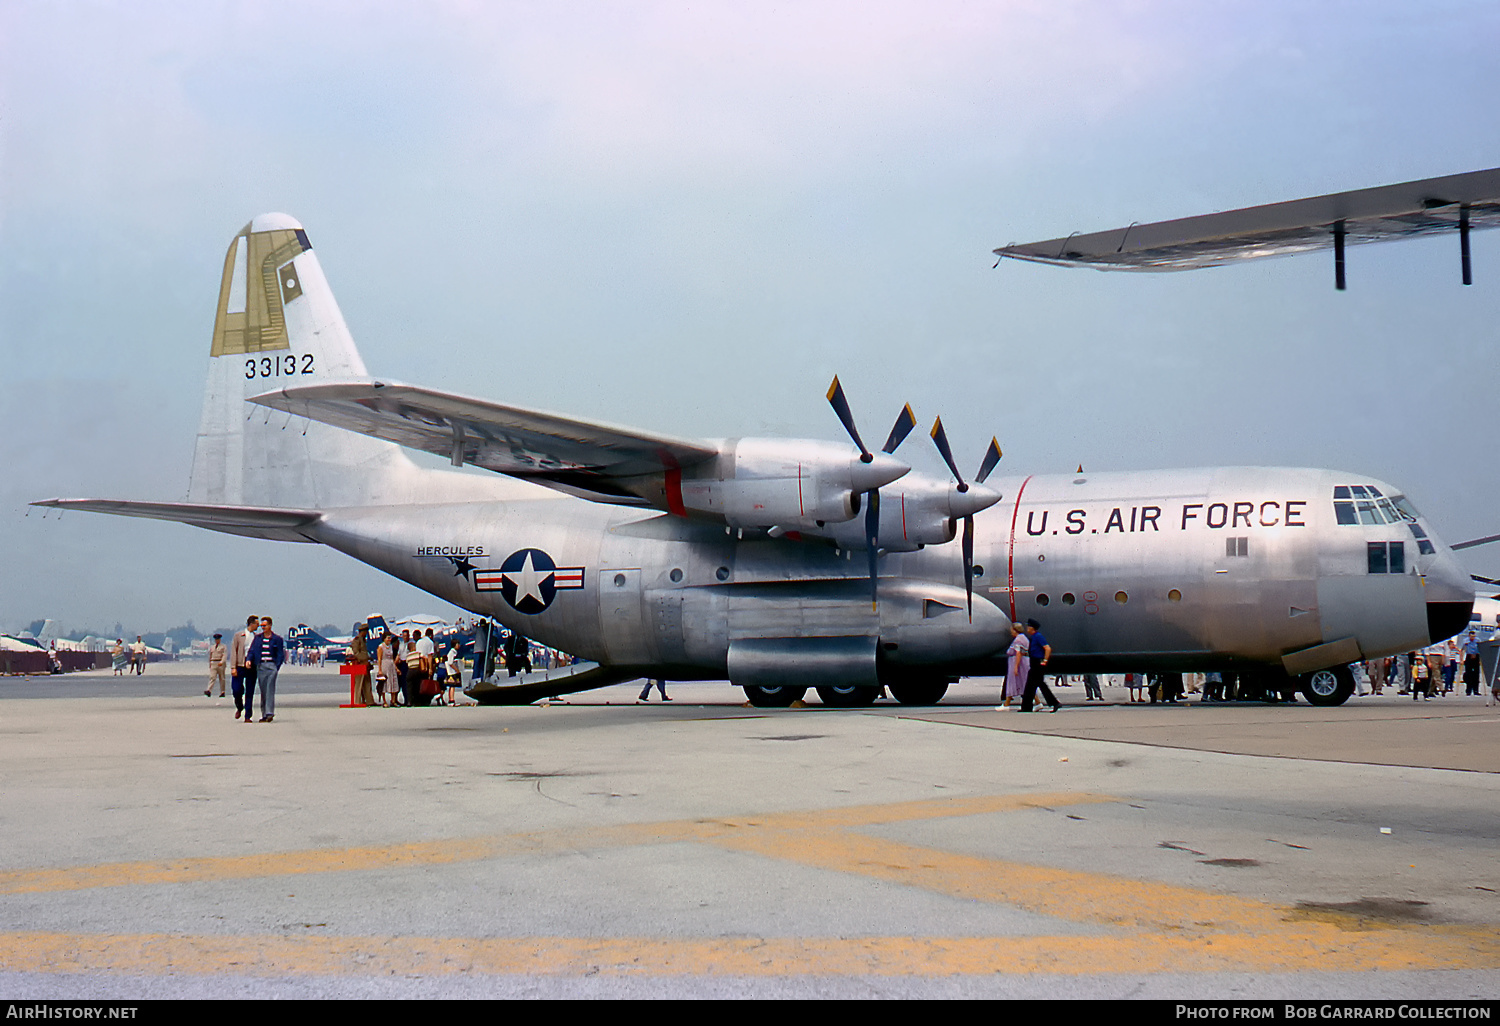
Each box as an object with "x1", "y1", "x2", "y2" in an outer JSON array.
[{"x1": 1, "y1": 667, "x2": 1497, "y2": 999}]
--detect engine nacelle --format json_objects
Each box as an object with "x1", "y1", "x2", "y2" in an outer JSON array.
[
  {"x1": 678, "y1": 438, "x2": 908, "y2": 532},
  {"x1": 815, "y1": 476, "x2": 1002, "y2": 552}
]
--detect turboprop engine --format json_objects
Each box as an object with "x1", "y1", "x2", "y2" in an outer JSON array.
[
  {"x1": 677, "y1": 438, "x2": 908, "y2": 532},
  {"x1": 815, "y1": 476, "x2": 1002, "y2": 552}
]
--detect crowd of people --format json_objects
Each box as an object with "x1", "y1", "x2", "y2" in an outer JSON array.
[
  {"x1": 344, "y1": 623, "x2": 470, "y2": 708},
  {"x1": 996, "y1": 621, "x2": 1499, "y2": 707},
  {"x1": 190, "y1": 610, "x2": 1499, "y2": 713}
]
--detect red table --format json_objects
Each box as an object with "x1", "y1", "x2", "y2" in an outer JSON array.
[{"x1": 340, "y1": 663, "x2": 370, "y2": 708}]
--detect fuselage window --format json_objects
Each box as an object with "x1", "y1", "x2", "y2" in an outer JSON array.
[
  {"x1": 1061, "y1": 593, "x2": 1076, "y2": 605},
  {"x1": 1334, "y1": 501, "x2": 1357, "y2": 525},
  {"x1": 1226, "y1": 537, "x2": 1248, "y2": 557},
  {"x1": 1367, "y1": 541, "x2": 1406, "y2": 574},
  {"x1": 1168, "y1": 589, "x2": 1182, "y2": 602},
  {"x1": 1036, "y1": 593, "x2": 1050, "y2": 606}
]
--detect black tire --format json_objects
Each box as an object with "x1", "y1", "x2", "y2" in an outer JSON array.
[
  {"x1": 742, "y1": 684, "x2": 807, "y2": 708},
  {"x1": 886, "y1": 680, "x2": 950, "y2": 705},
  {"x1": 1302, "y1": 666, "x2": 1354, "y2": 707},
  {"x1": 815, "y1": 684, "x2": 880, "y2": 707}
]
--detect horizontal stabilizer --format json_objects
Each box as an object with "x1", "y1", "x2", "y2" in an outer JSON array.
[
  {"x1": 251, "y1": 380, "x2": 719, "y2": 502},
  {"x1": 995, "y1": 167, "x2": 1500, "y2": 272},
  {"x1": 31, "y1": 499, "x2": 322, "y2": 543}
]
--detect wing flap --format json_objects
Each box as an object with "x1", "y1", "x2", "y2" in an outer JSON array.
[
  {"x1": 994, "y1": 167, "x2": 1500, "y2": 271},
  {"x1": 31, "y1": 499, "x2": 323, "y2": 543},
  {"x1": 251, "y1": 381, "x2": 719, "y2": 498}
]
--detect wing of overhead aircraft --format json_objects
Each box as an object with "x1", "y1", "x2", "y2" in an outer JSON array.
[
  {"x1": 250, "y1": 381, "x2": 721, "y2": 506},
  {"x1": 994, "y1": 167, "x2": 1500, "y2": 288}
]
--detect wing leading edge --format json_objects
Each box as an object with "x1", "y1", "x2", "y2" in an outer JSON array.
[
  {"x1": 251, "y1": 380, "x2": 720, "y2": 507},
  {"x1": 994, "y1": 167, "x2": 1500, "y2": 284}
]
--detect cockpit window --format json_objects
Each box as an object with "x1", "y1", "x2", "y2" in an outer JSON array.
[{"x1": 1334, "y1": 487, "x2": 1421, "y2": 527}]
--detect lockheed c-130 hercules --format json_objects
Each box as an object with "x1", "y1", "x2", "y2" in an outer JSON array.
[{"x1": 36, "y1": 168, "x2": 1500, "y2": 707}]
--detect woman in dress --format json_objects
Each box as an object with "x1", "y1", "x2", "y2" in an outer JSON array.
[
  {"x1": 377, "y1": 635, "x2": 400, "y2": 708},
  {"x1": 443, "y1": 646, "x2": 463, "y2": 706},
  {"x1": 1003, "y1": 623, "x2": 1029, "y2": 708}
]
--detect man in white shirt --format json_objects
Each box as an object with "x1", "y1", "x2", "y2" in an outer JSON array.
[{"x1": 230, "y1": 614, "x2": 257, "y2": 720}]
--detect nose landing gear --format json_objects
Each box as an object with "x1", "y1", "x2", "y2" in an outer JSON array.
[{"x1": 1301, "y1": 665, "x2": 1355, "y2": 706}]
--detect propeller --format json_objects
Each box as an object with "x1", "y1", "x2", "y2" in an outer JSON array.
[
  {"x1": 827, "y1": 376, "x2": 917, "y2": 607},
  {"x1": 930, "y1": 417, "x2": 1003, "y2": 620}
]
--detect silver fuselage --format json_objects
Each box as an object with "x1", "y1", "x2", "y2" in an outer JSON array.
[{"x1": 307, "y1": 466, "x2": 1473, "y2": 680}]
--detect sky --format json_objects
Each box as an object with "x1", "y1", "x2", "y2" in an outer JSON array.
[{"x1": 3, "y1": 0, "x2": 1500, "y2": 637}]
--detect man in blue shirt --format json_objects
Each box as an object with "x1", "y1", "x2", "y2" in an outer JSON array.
[
  {"x1": 1021, "y1": 619, "x2": 1061, "y2": 713},
  {"x1": 1463, "y1": 632, "x2": 1481, "y2": 696},
  {"x1": 246, "y1": 616, "x2": 286, "y2": 723}
]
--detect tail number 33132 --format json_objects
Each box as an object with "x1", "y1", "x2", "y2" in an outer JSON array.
[{"x1": 246, "y1": 354, "x2": 315, "y2": 379}]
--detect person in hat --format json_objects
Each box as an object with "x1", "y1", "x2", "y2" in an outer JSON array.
[
  {"x1": 205, "y1": 633, "x2": 228, "y2": 698},
  {"x1": 349, "y1": 624, "x2": 373, "y2": 706}
]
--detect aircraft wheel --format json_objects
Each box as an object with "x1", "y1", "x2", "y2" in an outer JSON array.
[
  {"x1": 1302, "y1": 666, "x2": 1354, "y2": 707},
  {"x1": 742, "y1": 684, "x2": 807, "y2": 708},
  {"x1": 815, "y1": 684, "x2": 880, "y2": 707},
  {"x1": 886, "y1": 680, "x2": 950, "y2": 705}
]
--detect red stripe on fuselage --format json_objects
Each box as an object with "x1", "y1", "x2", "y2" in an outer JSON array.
[{"x1": 1007, "y1": 475, "x2": 1034, "y2": 622}]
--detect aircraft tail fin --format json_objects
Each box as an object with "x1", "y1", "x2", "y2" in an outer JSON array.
[{"x1": 186, "y1": 214, "x2": 419, "y2": 509}]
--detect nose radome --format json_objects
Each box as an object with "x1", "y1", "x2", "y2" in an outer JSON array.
[{"x1": 1423, "y1": 544, "x2": 1476, "y2": 643}]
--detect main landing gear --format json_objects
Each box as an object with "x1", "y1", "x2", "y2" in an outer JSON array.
[
  {"x1": 741, "y1": 684, "x2": 807, "y2": 708},
  {"x1": 740, "y1": 678, "x2": 951, "y2": 707}
]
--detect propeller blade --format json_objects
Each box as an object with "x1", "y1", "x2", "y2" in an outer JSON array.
[
  {"x1": 929, "y1": 417, "x2": 968, "y2": 492},
  {"x1": 865, "y1": 488, "x2": 881, "y2": 607},
  {"x1": 962, "y1": 514, "x2": 975, "y2": 621},
  {"x1": 826, "y1": 376, "x2": 871, "y2": 461},
  {"x1": 975, "y1": 437, "x2": 1002, "y2": 484},
  {"x1": 883, "y1": 404, "x2": 917, "y2": 454}
]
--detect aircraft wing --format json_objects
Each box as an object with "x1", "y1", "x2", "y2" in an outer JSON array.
[
  {"x1": 251, "y1": 380, "x2": 720, "y2": 505},
  {"x1": 30, "y1": 499, "x2": 322, "y2": 542},
  {"x1": 994, "y1": 167, "x2": 1500, "y2": 274}
]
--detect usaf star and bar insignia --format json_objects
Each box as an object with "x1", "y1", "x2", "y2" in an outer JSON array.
[
  {"x1": 474, "y1": 548, "x2": 586, "y2": 614},
  {"x1": 414, "y1": 545, "x2": 586, "y2": 613}
]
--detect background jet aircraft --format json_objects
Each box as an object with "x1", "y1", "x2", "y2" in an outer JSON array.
[{"x1": 36, "y1": 184, "x2": 1484, "y2": 707}]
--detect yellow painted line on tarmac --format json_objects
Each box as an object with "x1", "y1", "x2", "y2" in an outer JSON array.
[
  {"x1": 4, "y1": 791, "x2": 1498, "y2": 976},
  {"x1": 3, "y1": 927, "x2": 1499, "y2": 977},
  {"x1": 0, "y1": 792, "x2": 1102, "y2": 896}
]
